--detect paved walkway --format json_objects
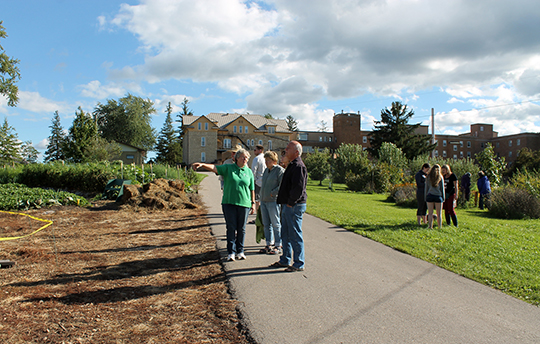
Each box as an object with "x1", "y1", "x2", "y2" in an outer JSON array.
[{"x1": 198, "y1": 172, "x2": 540, "y2": 344}]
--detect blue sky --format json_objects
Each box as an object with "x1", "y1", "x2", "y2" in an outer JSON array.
[{"x1": 2, "y1": 0, "x2": 540, "y2": 159}]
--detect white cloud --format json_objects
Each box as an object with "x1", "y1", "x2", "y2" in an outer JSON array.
[
  {"x1": 18, "y1": 91, "x2": 69, "y2": 113},
  {"x1": 79, "y1": 80, "x2": 140, "y2": 99},
  {"x1": 104, "y1": 0, "x2": 540, "y2": 135}
]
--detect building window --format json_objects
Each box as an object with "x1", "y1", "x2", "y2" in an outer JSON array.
[
  {"x1": 198, "y1": 123, "x2": 201, "y2": 130},
  {"x1": 434, "y1": 151, "x2": 439, "y2": 157},
  {"x1": 453, "y1": 145, "x2": 457, "y2": 151},
  {"x1": 126, "y1": 155, "x2": 134, "y2": 160},
  {"x1": 233, "y1": 126, "x2": 237, "y2": 133},
  {"x1": 201, "y1": 152, "x2": 206, "y2": 162},
  {"x1": 245, "y1": 126, "x2": 248, "y2": 133},
  {"x1": 251, "y1": 139, "x2": 255, "y2": 146},
  {"x1": 453, "y1": 154, "x2": 458, "y2": 160},
  {"x1": 239, "y1": 126, "x2": 243, "y2": 134},
  {"x1": 319, "y1": 136, "x2": 323, "y2": 142},
  {"x1": 481, "y1": 143, "x2": 484, "y2": 148},
  {"x1": 224, "y1": 139, "x2": 231, "y2": 149},
  {"x1": 268, "y1": 127, "x2": 275, "y2": 134},
  {"x1": 509, "y1": 151, "x2": 512, "y2": 158},
  {"x1": 201, "y1": 137, "x2": 206, "y2": 147},
  {"x1": 329, "y1": 137, "x2": 332, "y2": 142},
  {"x1": 460, "y1": 151, "x2": 464, "y2": 158},
  {"x1": 324, "y1": 136, "x2": 327, "y2": 142},
  {"x1": 460, "y1": 141, "x2": 463, "y2": 147},
  {"x1": 467, "y1": 141, "x2": 471, "y2": 148},
  {"x1": 496, "y1": 142, "x2": 500, "y2": 148},
  {"x1": 205, "y1": 122, "x2": 208, "y2": 131},
  {"x1": 467, "y1": 152, "x2": 471, "y2": 158},
  {"x1": 480, "y1": 126, "x2": 484, "y2": 131},
  {"x1": 268, "y1": 140, "x2": 272, "y2": 150},
  {"x1": 509, "y1": 140, "x2": 512, "y2": 147},
  {"x1": 443, "y1": 140, "x2": 447, "y2": 147},
  {"x1": 258, "y1": 140, "x2": 263, "y2": 145},
  {"x1": 517, "y1": 139, "x2": 521, "y2": 145},
  {"x1": 443, "y1": 150, "x2": 447, "y2": 157}
]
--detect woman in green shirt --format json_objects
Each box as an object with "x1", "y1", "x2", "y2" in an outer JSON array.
[{"x1": 193, "y1": 148, "x2": 256, "y2": 261}]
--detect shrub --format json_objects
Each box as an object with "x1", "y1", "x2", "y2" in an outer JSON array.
[
  {"x1": 489, "y1": 187, "x2": 540, "y2": 219},
  {"x1": 388, "y1": 183, "x2": 416, "y2": 208},
  {"x1": 304, "y1": 148, "x2": 331, "y2": 185},
  {"x1": 332, "y1": 144, "x2": 370, "y2": 183}
]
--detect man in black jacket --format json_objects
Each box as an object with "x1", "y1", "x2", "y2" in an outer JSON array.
[{"x1": 270, "y1": 141, "x2": 307, "y2": 272}]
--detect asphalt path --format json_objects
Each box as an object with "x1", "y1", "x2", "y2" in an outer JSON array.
[{"x1": 198, "y1": 172, "x2": 540, "y2": 344}]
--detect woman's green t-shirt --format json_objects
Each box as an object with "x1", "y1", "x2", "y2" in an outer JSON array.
[{"x1": 216, "y1": 163, "x2": 254, "y2": 208}]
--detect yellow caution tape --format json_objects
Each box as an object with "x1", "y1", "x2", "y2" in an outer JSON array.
[{"x1": 0, "y1": 210, "x2": 53, "y2": 241}]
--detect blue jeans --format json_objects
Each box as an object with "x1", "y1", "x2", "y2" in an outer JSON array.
[
  {"x1": 260, "y1": 201, "x2": 281, "y2": 247},
  {"x1": 279, "y1": 203, "x2": 306, "y2": 269},
  {"x1": 222, "y1": 204, "x2": 250, "y2": 255}
]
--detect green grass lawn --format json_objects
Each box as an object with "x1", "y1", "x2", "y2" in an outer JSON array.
[{"x1": 306, "y1": 180, "x2": 540, "y2": 306}]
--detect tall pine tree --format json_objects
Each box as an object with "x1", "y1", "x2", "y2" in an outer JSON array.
[
  {"x1": 65, "y1": 107, "x2": 98, "y2": 163},
  {"x1": 44, "y1": 110, "x2": 67, "y2": 162},
  {"x1": 368, "y1": 101, "x2": 435, "y2": 160},
  {"x1": 0, "y1": 117, "x2": 21, "y2": 164},
  {"x1": 156, "y1": 102, "x2": 182, "y2": 164}
]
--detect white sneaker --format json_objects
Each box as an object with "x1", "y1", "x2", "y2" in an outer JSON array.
[
  {"x1": 227, "y1": 253, "x2": 235, "y2": 261},
  {"x1": 237, "y1": 252, "x2": 247, "y2": 260}
]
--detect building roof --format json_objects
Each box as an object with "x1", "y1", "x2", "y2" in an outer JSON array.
[{"x1": 183, "y1": 113, "x2": 291, "y2": 133}]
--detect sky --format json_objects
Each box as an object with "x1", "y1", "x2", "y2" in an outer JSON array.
[{"x1": 2, "y1": 0, "x2": 540, "y2": 159}]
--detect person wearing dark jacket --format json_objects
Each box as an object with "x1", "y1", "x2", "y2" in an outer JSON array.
[
  {"x1": 461, "y1": 172, "x2": 471, "y2": 202},
  {"x1": 415, "y1": 163, "x2": 430, "y2": 225},
  {"x1": 477, "y1": 171, "x2": 491, "y2": 210},
  {"x1": 270, "y1": 141, "x2": 308, "y2": 272}
]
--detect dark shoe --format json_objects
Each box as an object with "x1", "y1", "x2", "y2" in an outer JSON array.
[
  {"x1": 259, "y1": 246, "x2": 271, "y2": 254},
  {"x1": 284, "y1": 266, "x2": 304, "y2": 272},
  {"x1": 269, "y1": 261, "x2": 289, "y2": 268},
  {"x1": 248, "y1": 220, "x2": 256, "y2": 224}
]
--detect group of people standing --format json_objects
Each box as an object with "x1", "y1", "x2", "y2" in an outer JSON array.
[
  {"x1": 416, "y1": 163, "x2": 459, "y2": 229},
  {"x1": 192, "y1": 140, "x2": 308, "y2": 272},
  {"x1": 416, "y1": 164, "x2": 492, "y2": 229}
]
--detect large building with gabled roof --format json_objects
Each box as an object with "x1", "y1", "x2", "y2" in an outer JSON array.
[{"x1": 182, "y1": 113, "x2": 292, "y2": 164}]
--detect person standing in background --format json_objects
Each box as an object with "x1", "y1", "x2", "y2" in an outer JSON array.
[
  {"x1": 425, "y1": 164, "x2": 445, "y2": 229},
  {"x1": 477, "y1": 171, "x2": 491, "y2": 210},
  {"x1": 461, "y1": 172, "x2": 471, "y2": 202},
  {"x1": 415, "y1": 163, "x2": 430, "y2": 225},
  {"x1": 441, "y1": 164, "x2": 459, "y2": 227},
  {"x1": 249, "y1": 144, "x2": 266, "y2": 224}
]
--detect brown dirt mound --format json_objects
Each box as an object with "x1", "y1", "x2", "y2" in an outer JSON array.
[{"x1": 120, "y1": 178, "x2": 201, "y2": 210}]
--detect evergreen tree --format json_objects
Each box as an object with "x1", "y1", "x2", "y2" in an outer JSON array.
[
  {"x1": 84, "y1": 136, "x2": 122, "y2": 162},
  {"x1": 286, "y1": 115, "x2": 298, "y2": 132},
  {"x1": 65, "y1": 107, "x2": 98, "y2": 163},
  {"x1": 369, "y1": 101, "x2": 435, "y2": 160},
  {"x1": 20, "y1": 141, "x2": 39, "y2": 163},
  {"x1": 0, "y1": 117, "x2": 22, "y2": 164},
  {"x1": 156, "y1": 102, "x2": 182, "y2": 164},
  {"x1": 44, "y1": 110, "x2": 67, "y2": 162},
  {"x1": 94, "y1": 94, "x2": 157, "y2": 150}
]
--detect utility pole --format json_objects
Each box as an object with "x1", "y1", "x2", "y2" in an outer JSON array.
[{"x1": 431, "y1": 108, "x2": 436, "y2": 158}]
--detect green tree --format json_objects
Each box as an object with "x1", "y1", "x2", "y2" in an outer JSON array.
[
  {"x1": 369, "y1": 101, "x2": 435, "y2": 160},
  {"x1": 20, "y1": 141, "x2": 39, "y2": 163},
  {"x1": 65, "y1": 107, "x2": 98, "y2": 163},
  {"x1": 510, "y1": 147, "x2": 540, "y2": 175},
  {"x1": 304, "y1": 148, "x2": 331, "y2": 185},
  {"x1": 475, "y1": 142, "x2": 506, "y2": 187},
  {"x1": 84, "y1": 136, "x2": 122, "y2": 162},
  {"x1": 264, "y1": 113, "x2": 274, "y2": 119},
  {"x1": 331, "y1": 143, "x2": 371, "y2": 183},
  {"x1": 156, "y1": 102, "x2": 182, "y2": 164},
  {"x1": 44, "y1": 110, "x2": 67, "y2": 162},
  {"x1": 286, "y1": 115, "x2": 298, "y2": 132},
  {"x1": 378, "y1": 142, "x2": 408, "y2": 169},
  {"x1": 0, "y1": 21, "x2": 21, "y2": 107},
  {"x1": 94, "y1": 94, "x2": 157, "y2": 151},
  {"x1": 0, "y1": 117, "x2": 22, "y2": 164}
]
